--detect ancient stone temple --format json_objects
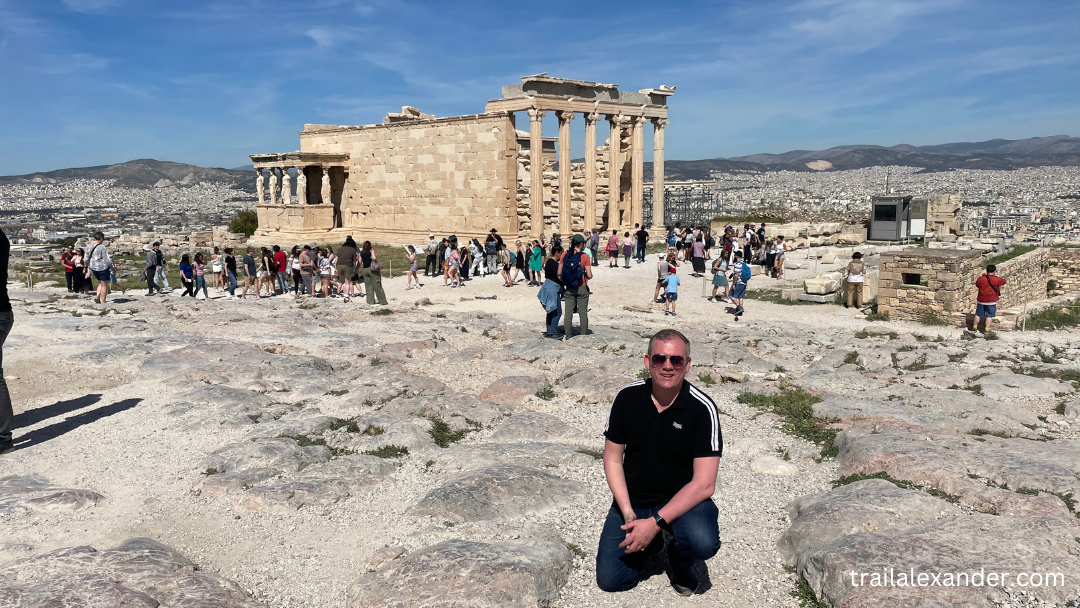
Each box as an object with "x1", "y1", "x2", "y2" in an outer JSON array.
[{"x1": 250, "y1": 74, "x2": 673, "y2": 245}]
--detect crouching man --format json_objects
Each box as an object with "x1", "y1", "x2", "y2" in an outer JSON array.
[{"x1": 597, "y1": 328, "x2": 722, "y2": 596}]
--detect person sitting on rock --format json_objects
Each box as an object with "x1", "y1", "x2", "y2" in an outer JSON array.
[{"x1": 597, "y1": 328, "x2": 722, "y2": 596}]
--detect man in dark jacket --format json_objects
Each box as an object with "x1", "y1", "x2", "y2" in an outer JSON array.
[{"x1": 0, "y1": 228, "x2": 13, "y2": 453}]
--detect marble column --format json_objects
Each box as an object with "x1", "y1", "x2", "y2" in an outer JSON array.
[
  {"x1": 269, "y1": 168, "x2": 279, "y2": 205},
  {"x1": 295, "y1": 167, "x2": 307, "y2": 205},
  {"x1": 652, "y1": 118, "x2": 668, "y2": 229},
  {"x1": 631, "y1": 116, "x2": 645, "y2": 228},
  {"x1": 606, "y1": 115, "x2": 622, "y2": 230},
  {"x1": 528, "y1": 109, "x2": 546, "y2": 237},
  {"x1": 256, "y1": 170, "x2": 265, "y2": 205},
  {"x1": 280, "y1": 169, "x2": 291, "y2": 205},
  {"x1": 556, "y1": 110, "x2": 574, "y2": 236},
  {"x1": 584, "y1": 113, "x2": 598, "y2": 231}
]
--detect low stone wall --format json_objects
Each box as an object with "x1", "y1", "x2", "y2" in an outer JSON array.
[
  {"x1": 1047, "y1": 247, "x2": 1080, "y2": 295},
  {"x1": 879, "y1": 246, "x2": 1053, "y2": 327},
  {"x1": 877, "y1": 249, "x2": 983, "y2": 322},
  {"x1": 111, "y1": 226, "x2": 248, "y2": 256},
  {"x1": 993, "y1": 247, "x2": 1049, "y2": 310}
]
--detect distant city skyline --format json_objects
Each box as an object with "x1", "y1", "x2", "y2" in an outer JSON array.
[{"x1": 1, "y1": 0, "x2": 1077, "y2": 175}]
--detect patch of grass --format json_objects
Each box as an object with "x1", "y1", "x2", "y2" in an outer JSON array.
[
  {"x1": 854, "y1": 329, "x2": 898, "y2": 340},
  {"x1": 372, "y1": 308, "x2": 394, "y2": 316},
  {"x1": 427, "y1": 416, "x2": 480, "y2": 448},
  {"x1": 774, "y1": 365, "x2": 787, "y2": 373},
  {"x1": 458, "y1": 326, "x2": 468, "y2": 333},
  {"x1": 1016, "y1": 487, "x2": 1039, "y2": 495},
  {"x1": 914, "y1": 334, "x2": 930, "y2": 342},
  {"x1": 965, "y1": 384, "x2": 984, "y2": 396},
  {"x1": 247, "y1": 414, "x2": 261, "y2": 424},
  {"x1": 698, "y1": 373, "x2": 717, "y2": 386},
  {"x1": 843, "y1": 352, "x2": 859, "y2": 365},
  {"x1": 896, "y1": 345, "x2": 916, "y2": 352},
  {"x1": 535, "y1": 385, "x2": 556, "y2": 401},
  {"x1": 833, "y1": 471, "x2": 960, "y2": 504},
  {"x1": 325, "y1": 389, "x2": 350, "y2": 397},
  {"x1": 970, "y1": 428, "x2": 1010, "y2": 438},
  {"x1": 424, "y1": 459, "x2": 435, "y2": 470},
  {"x1": 744, "y1": 290, "x2": 818, "y2": 306},
  {"x1": 737, "y1": 389, "x2": 837, "y2": 458},
  {"x1": 637, "y1": 369, "x2": 652, "y2": 379},
  {"x1": 1048, "y1": 492, "x2": 1079, "y2": 519},
  {"x1": 791, "y1": 575, "x2": 828, "y2": 608},
  {"x1": 918, "y1": 311, "x2": 949, "y2": 326},
  {"x1": 363, "y1": 445, "x2": 410, "y2": 458},
  {"x1": 370, "y1": 357, "x2": 384, "y2": 367},
  {"x1": 1056, "y1": 402, "x2": 1067, "y2": 415},
  {"x1": 984, "y1": 244, "x2": 1037, "y2": 267},
  {"x1": 298, "y1": 302, "x2": 317, "y2": 310},
  {"x1": 903, "y1": 354, "x2": 933, "y2": 372},
  {"x1": 567, "y1": 543, "x2": 588, "y2": 559},
  {"x1": 776, "y1": 447, "x2": 791, "y2": 461},
  {"x1": 1012, "y1": 366, "x2": 1080, "y2": 385},
  {"x1": 328, "y1": 418, "x2": 361, "y2": 433},
  {"x1": 968, "y1": 372, "x2": 990, "y2": 382},
  {"x1": 203, "y1": 467, "x2": 219, "y2": 476},
  {"x1": 948, "y1": 352, "x2": 968, "y2": 363},
  {"x1": 278, "y1": 434, "x2": 353, "y2": 457},
  {"x1": 575, "y1": 448, "x2": 603, "y2": 460}
]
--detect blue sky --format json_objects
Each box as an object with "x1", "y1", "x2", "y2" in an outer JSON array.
[{"x1": 0, "y1": 0, "x2": 1077, "y2": 174}]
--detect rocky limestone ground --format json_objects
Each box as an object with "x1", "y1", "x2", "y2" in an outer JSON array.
[{"x1": 2, "y1": 258, "x2": 1079, "y2": 608}]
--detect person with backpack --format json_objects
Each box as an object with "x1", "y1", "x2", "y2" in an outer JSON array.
[
  {"x1": 730, "y1": 251, "x2": 751, "y2": 315},
  {"x1": 424, "y1": 234, "x2": 438, "y2": 277},
  {"x1": 708, "y1": 256, "x2": 730, "y2": 303},
  {"x1": 971, "y1": 264, "x2": 1006, "y2": 334},
  {"x1": 663, "y1": 266, "x2": 681, "y2": 316},
  {"x1": 485, "y1": 232, "x2": 499, "y2": 275},
  {"x1": 844, "y1": 252, "x2": 866, "y2": 309},
  {"x1": 336, "y1": 236, "x2": 359, "y2": 303},
  {"x1": 558, "y1": 234, "x2": 593, "y2": 339},
  {"x1": 654, "y1": 252, "x2": 678, "y2": 304},
  {"x1": 224, "y1": 247, "x2": 238, "y2": 298},
  {"x1": 143, "y1": 244, "x2": 158, "y2": 296},
  {"x1": 538, "y1": 244, "x2": 564, "y2": 338}
]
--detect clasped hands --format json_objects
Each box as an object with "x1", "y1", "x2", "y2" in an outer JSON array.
[{"x1": 617, "y1": 511, "x2": 661, "y2": 554}]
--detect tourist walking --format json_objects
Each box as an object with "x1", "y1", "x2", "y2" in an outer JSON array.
[
  {"x1": 447, "y1": 242, "x2": 463, "y2": 287},
  {"x1": 691, "y1": 234, "x2": 706, "y2": 276},
  {"x1": 178, "y1": 254, "x2": 195, "y2": 297},
  {"x1": 970, "y1": 264, "x2": 1006, "y2": 334},
  {"x1": 317, "y1": 248, "x2": 333, "y2": 297},
  {"x1": 337, "y1": 236, "x2": 359, "y2": 303},
  {"x1": 559, "y1": 234, "x2": 592, "y2": 339},
  {"x1": 588, "y1": 229, "x2": 600, "y2": 262},
  {"x1": 634, "y1": 224, "x2": 649, "y2": 263},
  {"x1": 538, "y1": 244, "x2": 564, "y2": 338},
  {"x1": 469, "y1": 238, "x2": 485, "y2": 277},
  {"x1": 155, "y1": 246, "x2": 170, "y2": 292},
  {"x1": 606, "y1": 229, "x2": 619, "y2": 268},
  {"x1": 653, "y1": 252, "x2": 677, "y2": 304},
  {"x1": 512, "y1": 240, "x2": 526, "y2": 283},
  {"x1": 241, "y1": 248, "x2": 257, "y2": 299},
  {"x1": 730, "y1": 251, "x2": 750, "y2": 315},
  {"x1": 211, "y1": 247, "x2": 223, "y2": 291},
  {"x1": 289, "y1": 246, "x2": 301, "y2": 295},
  {"x1": 663, "y1": 266, "x2": 681, "y2": 316},
  {"x1": 72, "y1": 248, "x2": 86, "y2": 294},
  {"x1": 62, "y1": 247, "x2": 75, "y2": 292},
  {"x1": 0, "y1": 227, "x2": 13, "y2": 454},
  {"x1": 485, "y1": 231, "x2": 499, "y2": 274},
  {"x1": 224, "y1": 248, "x2": 238, "y2": 297},
  {"x1": 84, "y1": 232, "x2": 115, "y2": 305},
  {"x1": 143, "y1": 244, "x2": 158, "y2": 296},
  {"x1": 274, "y1": 245, "x2": 289, "y2": 294},
  {"x1": 528, "y1": 239, "x2": 543, "y2": 285},
  {"x1": 298, "y1": 245, "x2": 314, "y2": 297},
  {"x1": 360, "y1": 241, "x2": 388, "y2": 305},
  {"x1": 499, "y1": 244, "x2": 514, "y2": 287},
  {"x1": 405, "y1": 245, "x2": 420, "y2": 289},
  {"x1": 425, "y1": 234, "x2": 438, "y2": 277},
  {"x1": 621, "y1": 233, "x2": 633, "y2": 268},
  {"x1": 260, "y1": 247, "x2": 275, "y2": 297},
  {"x1": 844, "y1": 252, "x2": 865, "y2": 309},
  {"x1": 596, "y1": 329, "x2": 722, "y2": 596},
  {"x1": 774, "y1": 235, "x2": 786, "y2": 280},
  {"x1": 193, "y1": 252, "x2": 209, "y2": 299},
  {"x1": 708, "y1": 256, "x2": 729, "y2": 303}
]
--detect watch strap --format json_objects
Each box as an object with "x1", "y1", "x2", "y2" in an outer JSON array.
[{"x1": 652, "y1": 513, "x2": 666, "y2": 527}]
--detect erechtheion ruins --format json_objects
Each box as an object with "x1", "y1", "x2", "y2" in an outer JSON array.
[{"x1": 250, "y1": 74, "x2": 674, "y2": 245}]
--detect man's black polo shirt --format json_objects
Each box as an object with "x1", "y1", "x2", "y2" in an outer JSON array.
[{"x1": 604, "y1": 379, "x2": 722, "y2": 507}]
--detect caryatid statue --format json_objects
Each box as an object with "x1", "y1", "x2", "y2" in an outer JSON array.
[
  {"x1": 256, "y1": 171, "x2": 265, "y2": 205},
  {"x1": 320, "y1": 168, "x2": 331, "y2": 205},
  {"x1": 296, "y1": 169, "x2": 307, "y2": 205},
  {"x1": 269, "y1": 169, "x2": 279, "y2": 205},
  {"x1": 280, "y1": 170, "x2": 291, "y2": 205}
]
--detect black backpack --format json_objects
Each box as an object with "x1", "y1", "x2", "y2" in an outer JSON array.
[{"x1": 267, "y1": 255, "x2": 278, "y2": 273}]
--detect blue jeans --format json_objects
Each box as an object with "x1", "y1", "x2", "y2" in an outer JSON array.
[
  {"x1": 976, "y1": 303, "x2": 996, "y2": 318},
  {"x1": 277, "y1": 271, "x2": 290, "y2": 293},
  {"x1": 596, "y1": 499, "x2": 720, "y2": 592},
  {"x1": 156, "y1": 266, "x2": 170, "y2": 290},
  {"x1": 545, "y1": 303, "x2": 562, "y2": 336},
  {"x1": 227, "y1": 271, "x2": 237, "y2": 296},
  {"x1": 195, "y1": 275, "x2": 208, "y2": 298},
  {"x1": 636, "y1": 243, "x2": 646, "y2": 261}
]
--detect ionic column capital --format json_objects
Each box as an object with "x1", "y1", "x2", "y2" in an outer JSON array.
[
  {"x1": 585, "y1": 112, "x2": 599, "y2": 124},
  {"x1": 556, "y1": 110, "x2": 575, "y2": 122},
  {"x1": 634, "y1": 116, "x2": 647, "y2": 126},
  {"x1": 527, "y1": 108, "x2": 547, "y2": 120},
  {"x1": 652, "y1": 117, "x2": 670, "y2": 128}
]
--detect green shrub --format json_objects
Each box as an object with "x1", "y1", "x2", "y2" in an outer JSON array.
[
  {"x1": 918, "y1": 311, "x2": 949, "y2": 326},
  {"x1": 984, "y1": 244, "x2": 1037, "y2": 267},
  {"x1": 228, "y1": 209, "x2": 259, "y2": 237}
]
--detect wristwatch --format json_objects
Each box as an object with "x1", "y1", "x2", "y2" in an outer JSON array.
[{"x1": 652, "y1": 513, "x2": 667, "y2": 528}]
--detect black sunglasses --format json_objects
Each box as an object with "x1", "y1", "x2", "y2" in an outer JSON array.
[{"x1": 649, "y1": 354, "x2": 687, "y2": 370}]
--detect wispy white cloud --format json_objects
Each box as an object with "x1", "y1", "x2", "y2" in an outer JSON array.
[{"x1": 61, "y1": 0, "x2": 119, "y2": 13}]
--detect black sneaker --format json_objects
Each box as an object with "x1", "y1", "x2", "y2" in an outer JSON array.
[{"x1": 667, "y1": 544, "x2": 698, "y2": 596}]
